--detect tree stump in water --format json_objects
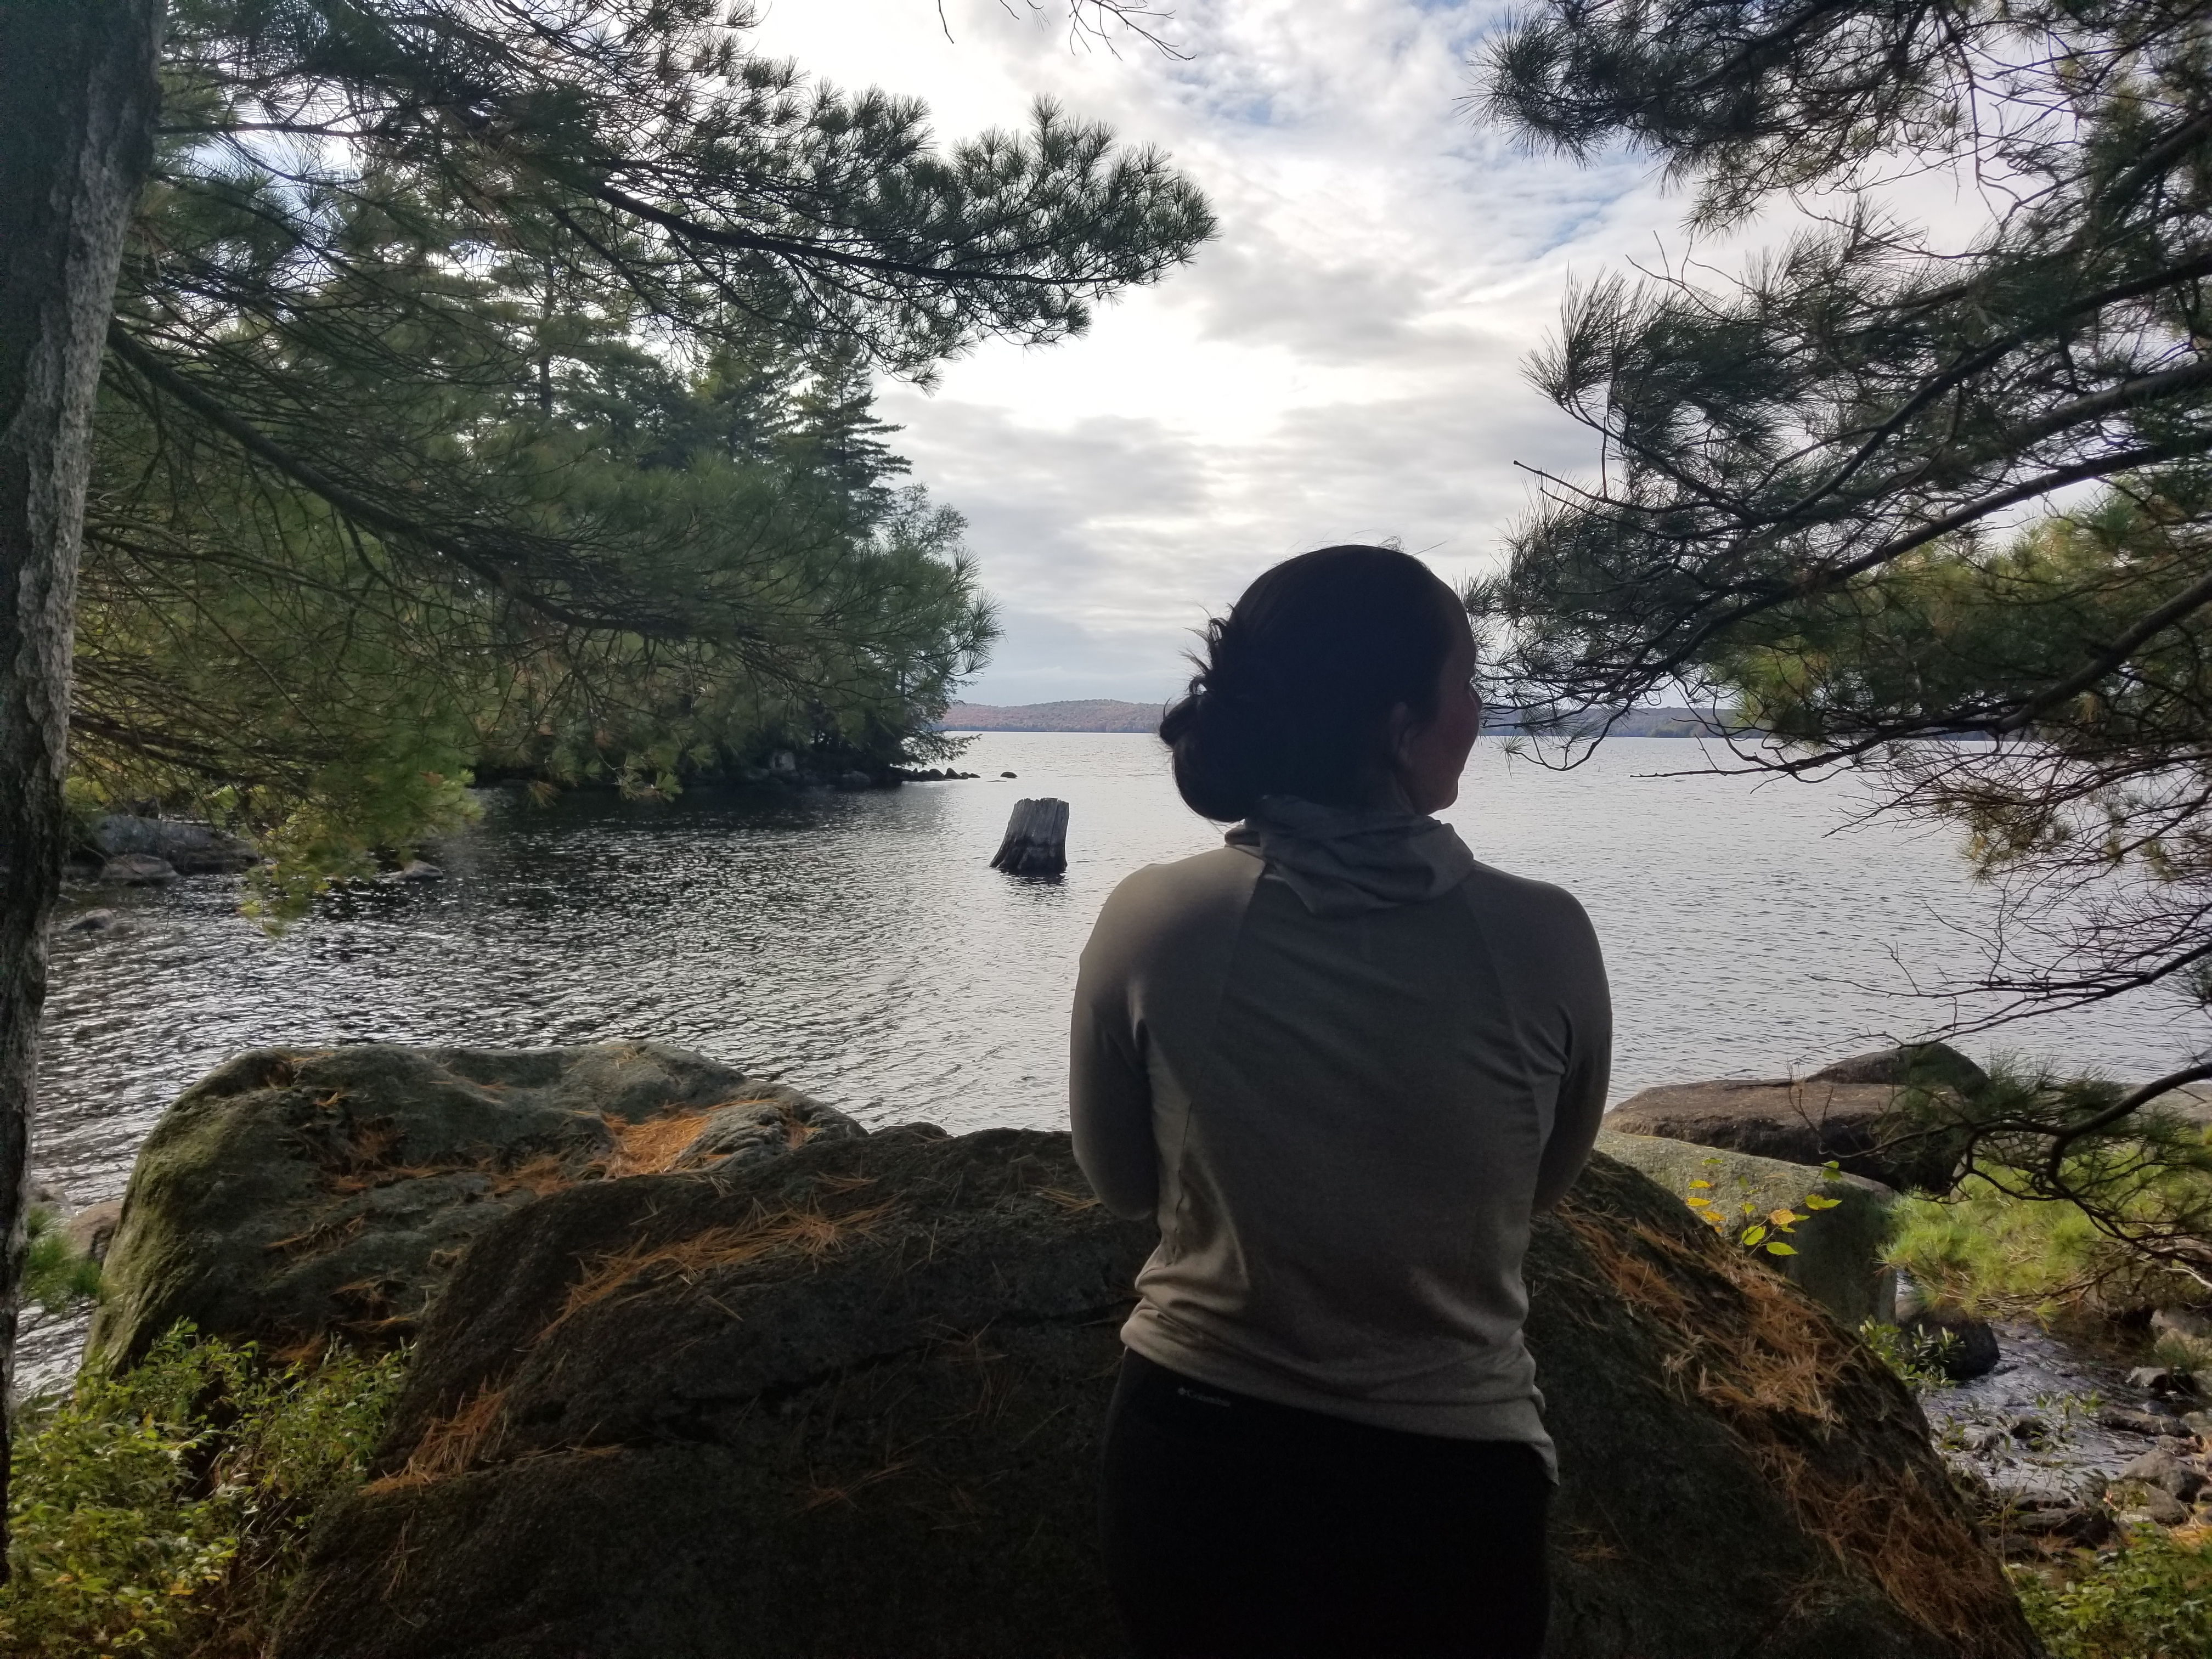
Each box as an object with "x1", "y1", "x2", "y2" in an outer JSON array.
[{"x1": 991, "y1": 797, "x2": 1068, "y2": 876}]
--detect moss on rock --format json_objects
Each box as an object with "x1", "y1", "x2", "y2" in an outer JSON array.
[{"x1": 87, "y1": 1042, "x2": 860, "y2": 1369}]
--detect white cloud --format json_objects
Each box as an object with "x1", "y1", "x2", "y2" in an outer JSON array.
[{"x1": 744, "y1": 0, "x2": 1718, "y2": 701}]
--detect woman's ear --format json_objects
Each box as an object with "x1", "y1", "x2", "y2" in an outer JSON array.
[{"x1": 1384, "y1": 701, "x2": 1412, "y2": 760}]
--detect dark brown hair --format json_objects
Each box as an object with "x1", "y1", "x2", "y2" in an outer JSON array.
[{"x1": 1159, "y1": 545, "x2": 1461, "y2": 821}]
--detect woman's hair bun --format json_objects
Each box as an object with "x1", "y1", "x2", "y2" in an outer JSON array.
[{"x1": 1159, "y1": 545, "x2": 1459, "y2": 821}]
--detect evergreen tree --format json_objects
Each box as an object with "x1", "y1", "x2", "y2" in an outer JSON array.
[
  {"x1": 73, "y1": 0, "x2": 1211, "y2": 885},
  {"x1": 1477, "y1": 0, "x2": 2212, "y2": 1276}
]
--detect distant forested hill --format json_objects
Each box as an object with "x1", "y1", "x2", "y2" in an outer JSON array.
[
  {"x1": 938, "y1": 701, "x2": 1734, "y2": 735},
  {"x1": 939, "y1": 701, "x2": 1165, "y2": 732}
]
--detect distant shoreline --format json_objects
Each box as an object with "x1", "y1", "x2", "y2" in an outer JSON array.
[{"x1": 935, "y1": 699, "x2": 1737, "y2": 737}]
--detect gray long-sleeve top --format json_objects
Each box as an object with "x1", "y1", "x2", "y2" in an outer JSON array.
[{"x1": 1070, "y1": 834, "x2": 1609, "y2": 1466}]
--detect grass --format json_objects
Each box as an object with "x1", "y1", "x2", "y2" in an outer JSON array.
[
  {"x1": 0, "y1": 1325, "x2": 404, "y2": 1658},
  {"x1": 1882, "y1": 1171, "x2": 2209, "y2": 1322},
  {"x1": 24, "y1": 1205, "x2": 103, "y2": 1311},
  {"x1": 2013, "y1": 1527, "x2": 2212, "y2": 1658}
]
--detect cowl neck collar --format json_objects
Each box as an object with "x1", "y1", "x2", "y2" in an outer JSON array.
[{"x1": 1223, "y1": 794, "x2": 1475, "y2": 917}]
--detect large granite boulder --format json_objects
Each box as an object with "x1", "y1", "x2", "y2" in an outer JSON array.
[
  {"x1": 87, "y1": 1042, "x2": 858, "y2": 1368},
  {"x1": 1594, "y1": 1130, "x2": 1898, "y2": 1325},
  {"x1": 271, "y1": 1131, "x2": 2039, "y2": 1659},
  {"x1": 1607, "y1": 1044, "x2": 1985, "y2": 1192},
  {"x1": 89, "y1": 811, "x2": 258, "y2": 873},
  {"x1": 1809, "y1": 1042, "x2": 1990, "y2": 1095}
]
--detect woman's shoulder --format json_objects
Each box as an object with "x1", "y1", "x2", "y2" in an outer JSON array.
[
  {"x1": 1086, "y1": 845, "x2": 1260, "y2": 960},
  {"x1": 1104, "y1": 843, "x2": 1260, "y2": 916},
  {"x1": 1457, "y1": 858, "x2": 1589, "y2": 918},
  {"x1": 1460, "y1": 858, "x2": 1601, "y2": 946}
]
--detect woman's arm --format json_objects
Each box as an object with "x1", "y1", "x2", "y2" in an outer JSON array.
[
  {"x1": 1070, "y1": 891, "x2": 1160, "y2": 1221},
  {"x1": 1533, "y1": 894, "x2": 1612, "y2": 1212}
]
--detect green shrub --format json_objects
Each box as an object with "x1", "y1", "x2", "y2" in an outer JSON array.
[
  {"x1": 22, "y1": 1205, "x2": 103, "y2": 1312},
  {"x1": 1883, "y1": 1171, "x2": 2209, "y2": 1321},
  {"x1": 1885, "y1": 1062, "x2": 2212, "y2": 1313},
  {"x1": 1854, "y1": 1317, "x2": 1961, "y2": 1390},
  {"x1": 2013, "y1": 1527, "x2": 2212, "y2": 1659},
  {"x1": 0, "y1": 1325, "x2": 404, "y2": 1657}
]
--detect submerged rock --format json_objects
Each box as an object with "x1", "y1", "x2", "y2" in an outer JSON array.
[
  {"x1": 1593, "y1": 1130, "x2": 1897, "y2": 1325},
  {"x1": 271, "y1": 1137, "x2": 2038, "y2": 1659},
  {"x1": 87, "y1": 1042, "x2": 858, "y2": 1368},
  {"x1": 98, "y1": 853, "x2": 176, "y2": 885}
]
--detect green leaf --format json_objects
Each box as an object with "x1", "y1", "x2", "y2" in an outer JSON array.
[{"x1": 1764, "y1": 1242, "x2": 1798, "y2": 1256}]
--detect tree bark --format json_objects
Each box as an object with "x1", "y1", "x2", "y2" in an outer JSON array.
[{"x1": 0, "y1": 0, "x2": 163, "y2": 1560}]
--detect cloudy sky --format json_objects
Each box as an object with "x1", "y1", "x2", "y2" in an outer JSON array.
[{"x1": 747, "y1": 0, "x2": 1711, "y2": 705}]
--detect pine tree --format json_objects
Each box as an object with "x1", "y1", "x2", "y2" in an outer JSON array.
[
  {"x1": 65, "y1": 0, "x2": 1210, "y2": 883},
  {"x1": 1477, "y1": 0, "x2": 2212, "y2": 1277}
]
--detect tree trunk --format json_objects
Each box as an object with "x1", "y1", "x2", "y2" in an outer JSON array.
[
  {"x1": 0, "y1": 0, "x2": 163, "y2": 1561},
  {"x1": 990, "y1": 797, "x2": 1070, "y2": 876}
]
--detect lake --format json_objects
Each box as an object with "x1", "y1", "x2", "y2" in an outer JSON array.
[
  {"x1": 24, "y1": 731, "x2": 2205, "y2": 1389},
  {"x1": 41, "y1": 731, "x2": 2205, "y2": 1218}
]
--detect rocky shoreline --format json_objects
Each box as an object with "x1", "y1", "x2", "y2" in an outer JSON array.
[{"x1": 22, "y1": 1036, "x2": 2212, "y2": 1653}]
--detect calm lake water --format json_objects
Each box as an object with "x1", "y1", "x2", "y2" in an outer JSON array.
[
  {"x1": 40, "y1": 732, "x2": 2208, "y2": 1221},
  {"x1": 21, "y1": 731, "x2": 2207, "y2": 1390}
]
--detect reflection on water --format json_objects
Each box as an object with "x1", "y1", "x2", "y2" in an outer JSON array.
[{"x1": 38, "y1": 733, "x2": 2202, "y2": 1215}]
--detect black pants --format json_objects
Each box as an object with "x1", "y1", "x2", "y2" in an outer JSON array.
[{"x1": 1099, "y1": 1350, "x2": 1551, "y2": 1659}]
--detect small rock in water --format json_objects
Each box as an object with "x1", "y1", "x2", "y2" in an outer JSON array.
[
  {"x1": 98, "y1": 854, "x2": 175, "y2": 885},
  {"x1": 1000, "y1": 770, "x2": 1017, "y2": 778},
  {"x1": 2099, "y1": 1405, "x2": 2194, "y2": 1439},
  {"x1": 2119, "y1": 1449, "x2": 2207, "y2": 1501},
  {"x1": 61, "y1": 907, "x2": 117, "y2": 934},
  {"x1": 1984, "y1": 1483, "x2": 2112, "y2": 1550},
  {"x1": 2128, "y1": 1364, "x2": 2199, "y2": 1396},
  {"x1": 836, "y1": 770, "x2": 873, "y2": 790},
  {"x1": 2152, "y1": 1306, "x2": 2212, "y2": 1341},
  {"x1": 394, "y1": 860, "x2": 443, "y2": 883},
  {"x1": 2111, "y1": 1485, "x2": 2192, "y2": 1527},
  {"x1": 64, "y1": 1199, "x2": 123, "y2": 1265},
  {"x1": 1904, "y1": 1306, "x2": 2002, "y2": 1381}
]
